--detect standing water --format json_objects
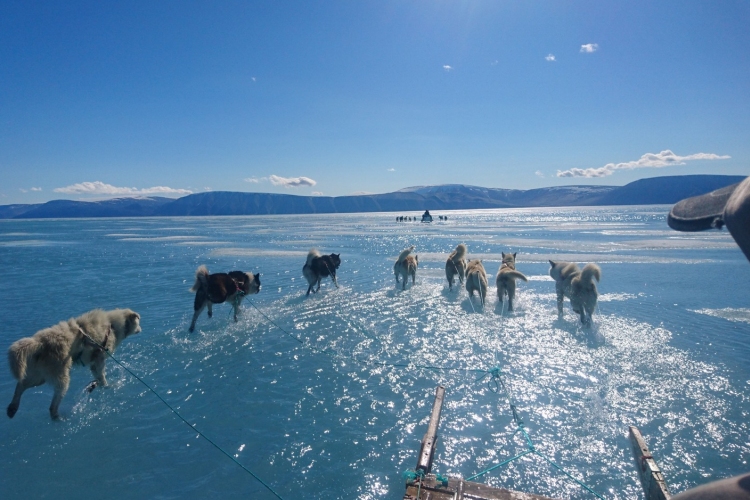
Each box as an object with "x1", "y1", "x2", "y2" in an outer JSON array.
[{"x1": 1, "y1": 206, "x2": 748, "y2": 499}]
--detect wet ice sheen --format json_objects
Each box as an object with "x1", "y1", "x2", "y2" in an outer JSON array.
[{"x1": 0, "y1": 206, "x2": 748, "y2": 499}]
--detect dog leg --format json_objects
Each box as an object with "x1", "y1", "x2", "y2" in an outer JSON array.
[
  {"x1": 556, "y1": 289, "x2": 565, "y2": 317},
  {"x1": 7, "y1": 382, "x2": 27, "y2": 418},
  {"x1": 207, "y1": 302, "x2": 213, "y2": 318},
  {"x1": 49, "y1": 374, "x2": 70, "y2": 420},
  {"x1": 190, "y1": 294, "x2": 208, "y2": 332},
  {"x1": 189, "y1": 301, "x2": 207, "y2": 332},
  {"x1": 89, "y1": 354, "x2": 108, "y2": 390},
  {"x1": 332, "y1": 273, "x2": 339, "y2": 289}
]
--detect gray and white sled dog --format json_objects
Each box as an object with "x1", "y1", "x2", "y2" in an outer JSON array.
[
  {"x1": 548, "y1": 261, "x2": 602, "y2": 325},
  {"x1": 465, "y1": 259, "x2": 488, "y2": 306},
  {"x1": 496, "y1": 252, "x2": 528, "y2": 311},
  {"x1": 394, "y1": 246, "x2": 418, "y2": 290},
  {"x1": 7, "y1": 308, "x2": 142, "y2": 419},
  {"x1": 445, "y1": 243, "x2": 467, "y2": 290}
]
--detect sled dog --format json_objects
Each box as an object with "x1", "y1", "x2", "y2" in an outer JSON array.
[
  {"x1": 7, "y1": 308, "x2": 141, "y2": 419},
  {"x1": 465, "y1": 259, "x2": 488, "y2": 306},
  {"x1": 496, "y1": 252, "x2": 528, "y2": 311},
  {"x1": 445, "y1": 243, "x2": 467, "y2": 290},
  {"x1": 303, "y1": 249, "x2": 341, "y2": 295},
  {"x1": 189, "y1": 265, "x2": 261, "y2": 332},
  {"x1": 394, "y1": 246, "x2": 418, "y2": 290},
  {"x1": 548, "y1": 261, "x2": 601, "y2": 325}
]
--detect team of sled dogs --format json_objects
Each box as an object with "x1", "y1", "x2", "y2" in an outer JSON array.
[{"x1": 6, "y1": 245, "x2": 599, "y2": 419}]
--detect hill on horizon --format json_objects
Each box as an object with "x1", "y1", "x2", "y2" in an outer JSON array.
[{"x1": 0, "y1": 174, "x2": 745, "y2": 219}]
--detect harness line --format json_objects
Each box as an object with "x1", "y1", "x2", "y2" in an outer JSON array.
[
  {"x1": 77, "y1": 330, "x2": 284, "y2": 500},
  {"x1": 244, "y1": 296, "x2": 604, "y2": 499}
]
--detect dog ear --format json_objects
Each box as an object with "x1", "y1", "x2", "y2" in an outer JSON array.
[
  {"x1": 502, "y1": 252, "x2": 506, "y2": 258},
  {"x1": 549, "y1": 260, "x2": 555, "y2": 267}
]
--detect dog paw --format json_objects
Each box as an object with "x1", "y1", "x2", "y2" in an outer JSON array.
[
  {"x1": 7, "y1": 405, "x2": 17, "y2": 419},
  {"x1": 86, "y1": 381, "x2": 98, "y2": 393}
]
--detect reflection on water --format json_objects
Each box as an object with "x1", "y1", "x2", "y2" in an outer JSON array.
[{"x1": 0, "y1": 207, "x2": 748, "y2": 499}]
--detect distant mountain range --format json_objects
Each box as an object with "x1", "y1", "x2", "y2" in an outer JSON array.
[{"x1": 1, "y1": 174, "x2": 745, "y2": 219}]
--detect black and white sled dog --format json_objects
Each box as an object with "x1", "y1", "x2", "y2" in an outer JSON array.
[
  {"x1": 303, "y1": 249, "x2": 341, "y2": 295},
  {"x1": 445, "y1": 243, "x2": 467, "y2": 291},
  {"x1": 495, "y1": 252, "x2": 528, "y2": 311},
  {"x1": 7, "y1": 308, "x2": 142, "y2": 419},
  {"x1": 548, "y1": 260, "x2": 602, "y2": 325},
  {"x1": 189, "y1": 265, "x2": 261, "y2": 332},
  {"x1": 465, "y1": 259, "x2": 488, "y2": 306},
  {"x1": 394, "y1": 246, "x2": 418, "y2": 290}
]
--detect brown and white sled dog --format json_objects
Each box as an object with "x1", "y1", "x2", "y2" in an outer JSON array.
[
  {"x1": 465, "y1": 259, "x2": 488, "y2": 306},
  {"x1": 548, "y1": 261, "x2": 602, "y2": 325},
  {"x1": 303, "y1": 249, "x2": 341, "y2": 295},
  {"x1": 496, "y1": 252, "x2": 528, "y2": 311},
  {"x1": 7, "y1": 308, "x2": 142, "y2": 419},
  {"x1": 394, "y1": 246, "x2": 418, "y2": 290},
  {"x1": 445, "y1": 243, "x2": 467, "y2": 290},
  {"x1": 189, "y1": 265, "x2": 261, "y2": 332}
]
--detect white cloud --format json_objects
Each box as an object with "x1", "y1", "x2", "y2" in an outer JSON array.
[
  {"x1": 545, "y1": 54, "x2": 556, "y2": 62},
  {"x1": 535, "y1": 170, "x2": 545, "y2": 178},
  {"x1": 556, "y1": 150, "x2": 731, "y2": 178},
  {"x1": 491, "y1": 60, "x2": 499, "y2": 66},
  {"x1": 268, "y1": 175, "x2": 317, "y2": 188},
  {"x1": 19, "y1": 188, "x2": 27, "y2": 193},
  {"x1": 387, "y1": 168, "x2": 396, "y2": 172},
  {"x1": 31, "y1": 187, "x2": 42, "y2": 191},
  {"x1": 580, "y1": 43, "x2": 599, "y2": 53},
  {"x1": 53, "y1": 181, "x2": 192, "y2": 196},
  {"x1": 311, "y1": 191, "x2": 323, "y2": 196},
  {"x1": 443, "y1": 65, "x2": 453, "y2": 71},
  {"x1": 244, "y1": 176, "x2": 267, "y2": 183}
]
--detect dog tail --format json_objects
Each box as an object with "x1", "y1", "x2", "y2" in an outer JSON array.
[
  {"x1": 190, "y1": 265, "x2": 210, "y2": 292},
  {"x1": 7, "y1": 337, "x2": 37, "y2": 381},
  {"x1": 306, "y1": 249, "x2": 321, "y2": 267},
  {"x1": 580, "y1": 263, "x2": 601, "y2": 285},
  {"x1": 396, "y1": 246, "x2": 415, "y2": 264},
  {"x1": 501, "y1": 270, "x2": 528, "y2": 282},
  {"x1": 449, "y1": 243, "x2": 467, "y2": 262}
]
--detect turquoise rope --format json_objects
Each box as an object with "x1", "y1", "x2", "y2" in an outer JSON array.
[
  {"x1": 244, "y1": 298, "x2": 605, "y2": 499},
  {"x1": 469, "y1": 366, "x2": 605, "y2": 500},
  {"x1": 90, "y1": 340, "x2": 284, "y2": 500}
]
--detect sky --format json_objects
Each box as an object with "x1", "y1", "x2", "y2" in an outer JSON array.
[{"x1": 1, "y1": 0, "x2": 748, "y2": 204}]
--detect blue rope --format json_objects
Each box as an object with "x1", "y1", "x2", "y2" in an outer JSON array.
[
  {"x1": 244, "y1": 298, "x2": 605, "y2": 499},
  {"x1": 469, "y1": 366, "x2": 605, "y2": 500}
]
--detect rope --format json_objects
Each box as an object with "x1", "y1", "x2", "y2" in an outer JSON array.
[
  {"x1": 242, "y1": 295, "x2": 605, "y2": 499},
  {"x1": 468, "y1": 365, "x2": 606, "y2": 499},
  {"x1": 78, "y1": 331, "x2": 284, "y2": 500}
]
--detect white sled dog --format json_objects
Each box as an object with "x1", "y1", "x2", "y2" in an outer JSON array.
[
  {"x1": 549, "y1": 261, "x2": 602, "y2": 325},
  {"x1": 445, "y1": 243, "x2": 467, "y2": 290},
  {"x1": 496, "y1": 252, "x2": 528, "y2": 311},
  {"x1": 7, "y1": 308, "x2": 142, "y2": 419},
  {"x1": 465, "y1": 259, "x2": 488, "y2": 306},
  {"x1": 394, "y1": 246, "x2": 418, "y2": 290}
]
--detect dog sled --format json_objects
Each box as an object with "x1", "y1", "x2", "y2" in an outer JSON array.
[{"x1": 421, "y1": 210, "x2": 433, "y2": 223}]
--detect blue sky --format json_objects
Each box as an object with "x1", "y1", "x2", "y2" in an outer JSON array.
[{"x1": 1, "y1": 1, "x2": 748, "y2": 204}]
